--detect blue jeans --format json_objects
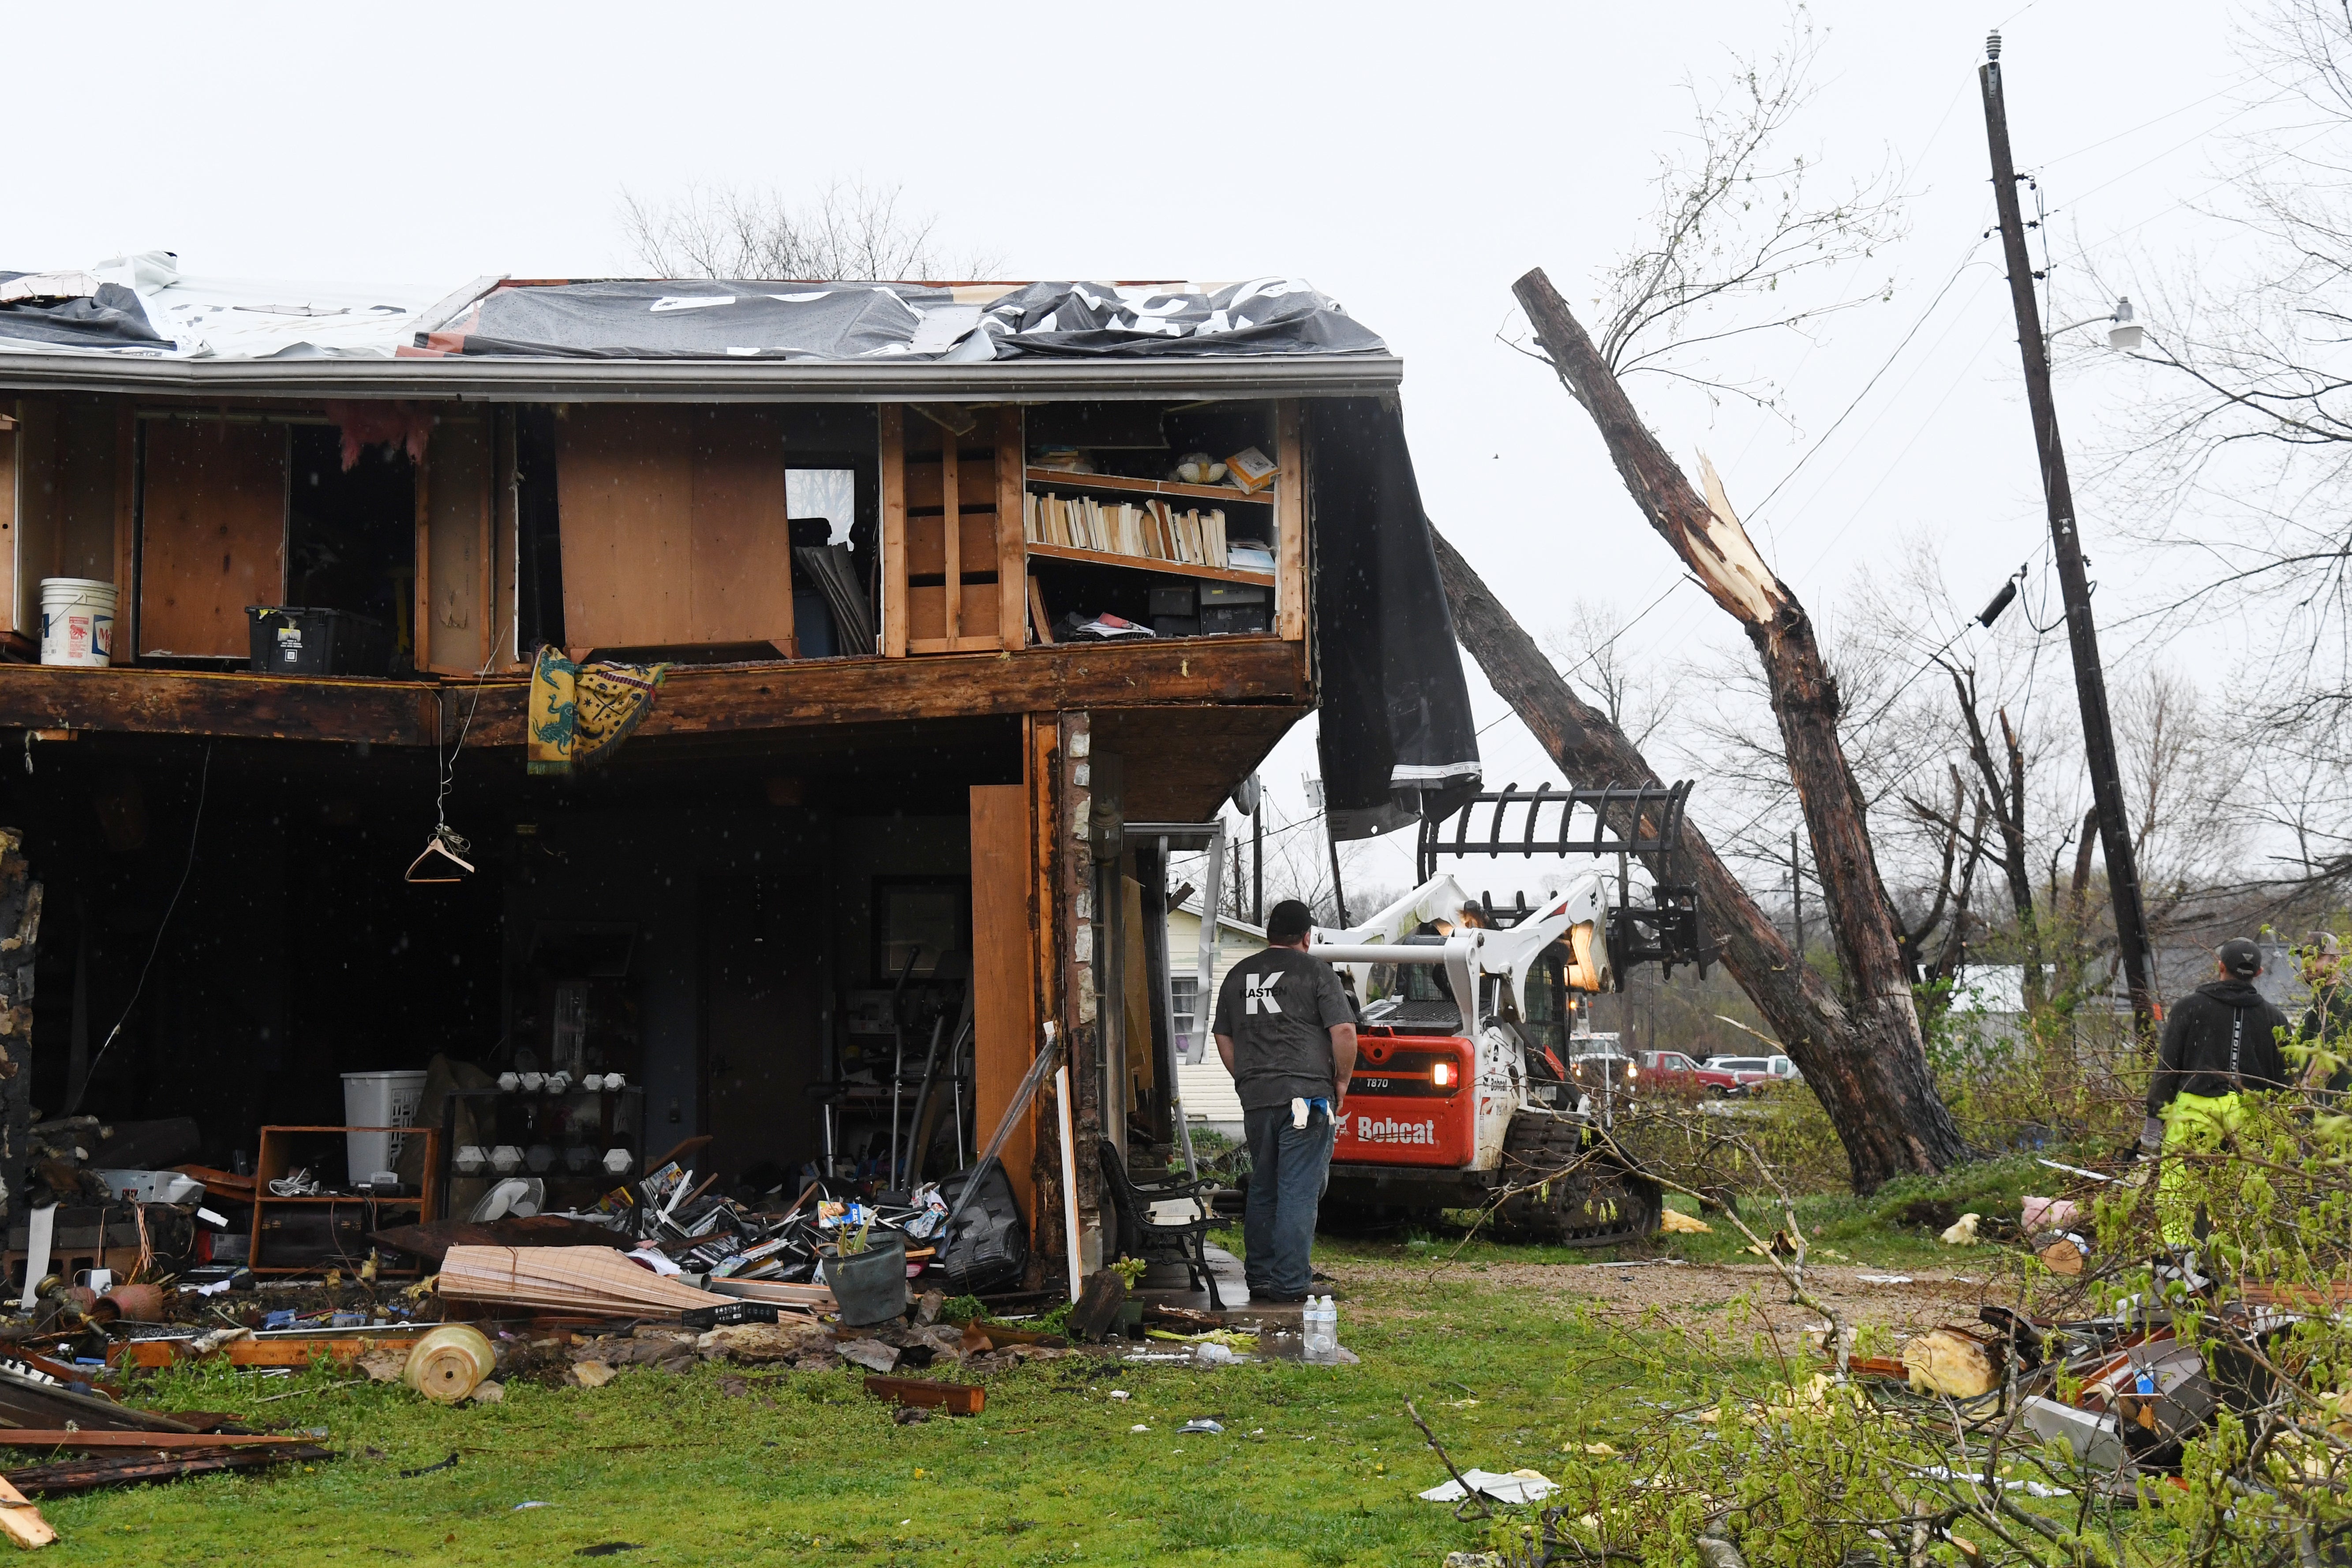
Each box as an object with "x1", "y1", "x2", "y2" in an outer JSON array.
[{"x1": 1242, "y1": 1103, "x2": 1334, "y2": 1299}]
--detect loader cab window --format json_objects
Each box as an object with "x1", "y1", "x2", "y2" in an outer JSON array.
[
  {"x1": 1402, "y1": 963, "x2": 1449, "y2": 1004},
  {"x1": 1522, "y1": 947, "x2": 1571, "y2": 1060}
]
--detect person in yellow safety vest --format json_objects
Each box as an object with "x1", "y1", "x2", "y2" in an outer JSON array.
[{"x1": 2142, "y1": 937, "x2": 2291, "y2": 1246}]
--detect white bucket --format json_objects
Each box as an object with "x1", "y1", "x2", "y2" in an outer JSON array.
[
  {"x1": 342, "y1": 1069, "x2": 431, "y2": 1183},
  {"x1": 38, "y1": 578, "x2": 116, "y2": 668}
]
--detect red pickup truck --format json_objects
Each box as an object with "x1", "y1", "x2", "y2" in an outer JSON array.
[{"x1": 1635, "y1": 1050, "x2": 1745, "y2": 1096}]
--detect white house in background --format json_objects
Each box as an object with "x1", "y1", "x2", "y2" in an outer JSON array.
[{"x1": 1165, "y1": 902, "x2": 1264, "y2": 1139}]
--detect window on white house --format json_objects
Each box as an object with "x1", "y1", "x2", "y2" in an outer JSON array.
[{"x1": 1171, "y1": 976, "x2": 1202, "y2": 1059}]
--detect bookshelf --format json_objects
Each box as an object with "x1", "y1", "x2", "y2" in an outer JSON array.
[
  {"x1": 1021, "y1": 468, "x2": 1276, "y2": 508},
  {"x1": 877, "y1": 398, "x2": 1306, "y2": 654},
  {"x1": 1023, "y1": 542, "x2": 1273, "y2": 586}
]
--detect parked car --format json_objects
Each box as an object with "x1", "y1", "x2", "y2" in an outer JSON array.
[
  {"x1": 1635, "y1": 1050, "x2": 1745, "y2": 1096},
  {"x1": 1709, "y1": 1054, "x2": 1801, "y2": 1093}
]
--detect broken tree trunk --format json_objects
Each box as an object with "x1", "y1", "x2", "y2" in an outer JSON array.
[
  {"x1": 1470, "y1": 269, "x2": 1968, "y2": 1185},
  {"x1": 1432, "y1": 531, "x2": 1961, "y2": 1186},
  {"x1": 1434, "y1": 531, "x2": 1962, "y2": 1186}
]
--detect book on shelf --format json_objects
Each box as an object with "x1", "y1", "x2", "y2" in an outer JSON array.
[{"x1": 1022, "y1": 492, "x2": 1241, "y2": 572}]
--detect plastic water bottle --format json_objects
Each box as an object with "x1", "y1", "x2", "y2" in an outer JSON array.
[{"x1": 1303, "y1": 1295, "x2": 1338, "y2": 1364}]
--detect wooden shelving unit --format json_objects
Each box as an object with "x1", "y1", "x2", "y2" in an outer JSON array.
[
  {"x1": 1021, "y1": 468, "x2": 1275, "y2": 507},
  {"x1": 249, "y1": 1125, "x2": 442, "y2": 1276},
  {"x1": 878, "y1": 397, "x2": 1307, "y2": 654},
  {"x1": 1022, "y1": 542, "x2": 1273, "y2": 586}
]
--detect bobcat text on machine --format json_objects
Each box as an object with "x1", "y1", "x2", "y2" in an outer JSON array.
[{"x1": 1312, "y1": 783, "x2": 1708, "y2": 1246}]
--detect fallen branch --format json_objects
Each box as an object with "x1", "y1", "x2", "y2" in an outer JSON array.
[{"x1": 1404, "y1": 1397, "x2": 1493, "y2": 1521}]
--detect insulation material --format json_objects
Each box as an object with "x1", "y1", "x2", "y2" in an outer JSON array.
[{"x1": 1308, "y1": 398, "x2": 1483, "y2": 839}]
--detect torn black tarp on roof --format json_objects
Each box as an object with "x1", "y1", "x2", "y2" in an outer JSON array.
[
  {"x1": 0, "y1": 273, "x2": 169, "y2": 352},
  {"x1": 978, "y1": 279, "x2": 1386, "y2": 358},
  {"x1": 428, "y1": 280, "x2": 957, "y2": 359},
  {"x1": 1310, "y1": 398, "x2": 1482, "y2": 839},
  {"x1": 419, "y1": 278, "x2": 1385, "y2": 361}
]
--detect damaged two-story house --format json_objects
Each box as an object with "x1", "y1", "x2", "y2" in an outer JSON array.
[{"x1": 0, "y1": 254, "x2": 1477, "y2": 1281}]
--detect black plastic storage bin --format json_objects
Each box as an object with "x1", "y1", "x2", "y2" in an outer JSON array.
[{"x1": 246, "y1": 606, "x2": 393, "y2": 677}]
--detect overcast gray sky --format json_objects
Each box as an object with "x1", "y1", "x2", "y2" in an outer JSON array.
[{"x1": 2, "y1": 0, "x2": 2262, "y2": 899}]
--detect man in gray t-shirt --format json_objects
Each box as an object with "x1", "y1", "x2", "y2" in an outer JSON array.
[{"x1": 1213, "y1": 899, "x2": 1358, "y2": 1303}]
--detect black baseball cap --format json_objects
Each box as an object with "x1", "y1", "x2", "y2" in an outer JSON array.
[
  {"x1": 2218, "y1": 938, "x2": 2263, "y2": 979},
  {"x1": 1267, "y1": 899, "x2": 1316, "y2": 941}
]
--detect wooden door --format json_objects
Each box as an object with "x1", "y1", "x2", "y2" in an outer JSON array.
[
  {"x1": 702, "y1": 872, "x2": 826, "y2": 1186},
  {"x1": 139, "y1": 419, "x2": 287, "y2": 657},
  {"x1": 969, "y1": 782, "x2": 1038, "y2": 1218}
]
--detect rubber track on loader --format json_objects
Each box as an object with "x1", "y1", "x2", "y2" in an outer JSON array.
[{"x1": 1493, "y1": 1113, "x2": 1662, "y2": 1247}]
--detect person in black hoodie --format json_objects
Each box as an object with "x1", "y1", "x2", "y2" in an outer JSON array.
[{"x1": 2143, "y1": 937, "x2": 2291, "y2": 1244}]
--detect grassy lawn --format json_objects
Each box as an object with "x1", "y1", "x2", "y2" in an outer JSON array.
[
  {"x1": 36, "y1": 1257, "x2": 1789, "y2": 1567},
  {"x1": 28, "y1": 1164, "x2": 2026, "y2": 1566}
]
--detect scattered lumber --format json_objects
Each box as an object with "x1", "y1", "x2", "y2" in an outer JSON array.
[
  {"x1": 4, "y1": 1443, "x2": 331, "y2": 1497},
  {"x1": 863, "y1": 1375, "x2": 985, "y2": 1415},
  {"x1": 0, "y1": 1369, "x2": 197, "y2": 1434},
  {"x1": 438, "y1": 1245, "x2": 736, "y2": 1316},
  {"x1": 0, "y1": 1475, "x2": 51, "y2": 1549},
  {"x1": 0, "y1": 1432, "x2": 311, "y2": 1451}
]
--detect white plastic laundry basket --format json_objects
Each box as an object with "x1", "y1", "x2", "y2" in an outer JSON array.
[
  {"x1": 38, "y1": 579, "x2": 116, "y2": 667},
  {"x1": 342, "y1": 1070, "x2": 430, "y2": 1183}
]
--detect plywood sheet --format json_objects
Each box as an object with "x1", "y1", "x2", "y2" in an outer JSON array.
[
  {"x1": 970, "y1": 782, "x2": 1038, "y2": 1221},
  {"x1": 422, "y1": 418, "x2": 494, "y2": 674},
  {"x1": 555, "y1": 406, "x2": 794, "y2": 651},
  {"x1": 140, "y1": 419, "x2": 285, "y2": 657},
  {"x1": 906, "y1": 583, "x2": 998, "y2": 647},
  {"x1": 903, "y1": 451, "x2": 998, "y2": 509},
  {"x1": 906, "y1": 510, "x2": 998, "y2": 579}
]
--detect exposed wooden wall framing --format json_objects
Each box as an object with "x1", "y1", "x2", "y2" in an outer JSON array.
[
  {"x1": 0, "y1": 405, "x2": 16, "y2": 644},
  {"x1": 994, "y1": 408, "x2": 1026, "y2": 648},
  {"x1": 880, "y1": 406, "x2": 908, "y2": 656},
  {"x1": 879, "y1": 404, "x2": 1023, "y2": 657},
  {"x1": 1274, "y1": 397, "x2": 1307, "y2": 644},
  {"x1": 492, "y1": 408, "x2": 523, "y2": 671},
  {"x1": 137, "y1": 416, "x2": 287, "y2": 659},
  {"x1": 553, "y1": 404, "x2": 795, "y2": 655},
  {"x1": 415, "y1": 416, "x2": 497, "y2": 675}
]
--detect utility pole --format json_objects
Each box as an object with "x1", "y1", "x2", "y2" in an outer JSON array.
[
  {"x1": 1979, "y1": 33, "x2": 2158, "y2": 1041},
  {"x1": 1252, "y1": 799, "x2": 1264, "y2": 928}
]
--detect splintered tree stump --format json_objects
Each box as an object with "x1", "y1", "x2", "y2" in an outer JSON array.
[{"x1": 1066, "y1": 1270, "x2": 1127, "y2": 1344}]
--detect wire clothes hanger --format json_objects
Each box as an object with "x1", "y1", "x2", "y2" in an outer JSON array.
[{"x1": 407, "y1": 615, "x2": 513, "y2": 884}]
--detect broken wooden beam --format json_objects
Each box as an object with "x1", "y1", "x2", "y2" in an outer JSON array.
[
  {"x1": 0, "y1": 1476, "x2": 50, "y2": 1550},
  {"x1": 863, "y1": 1376, "x2": 985, "y2": 1415},
  {"x1": 4, "y1": 1443, "x2": 330, "y2": 1497},
  {"x1": 0, "y1": 637, "x2": 1309, "y2": 750},
  {"x1": 0, "y1": 1431, "x2": 311, "y2": 1451}
]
